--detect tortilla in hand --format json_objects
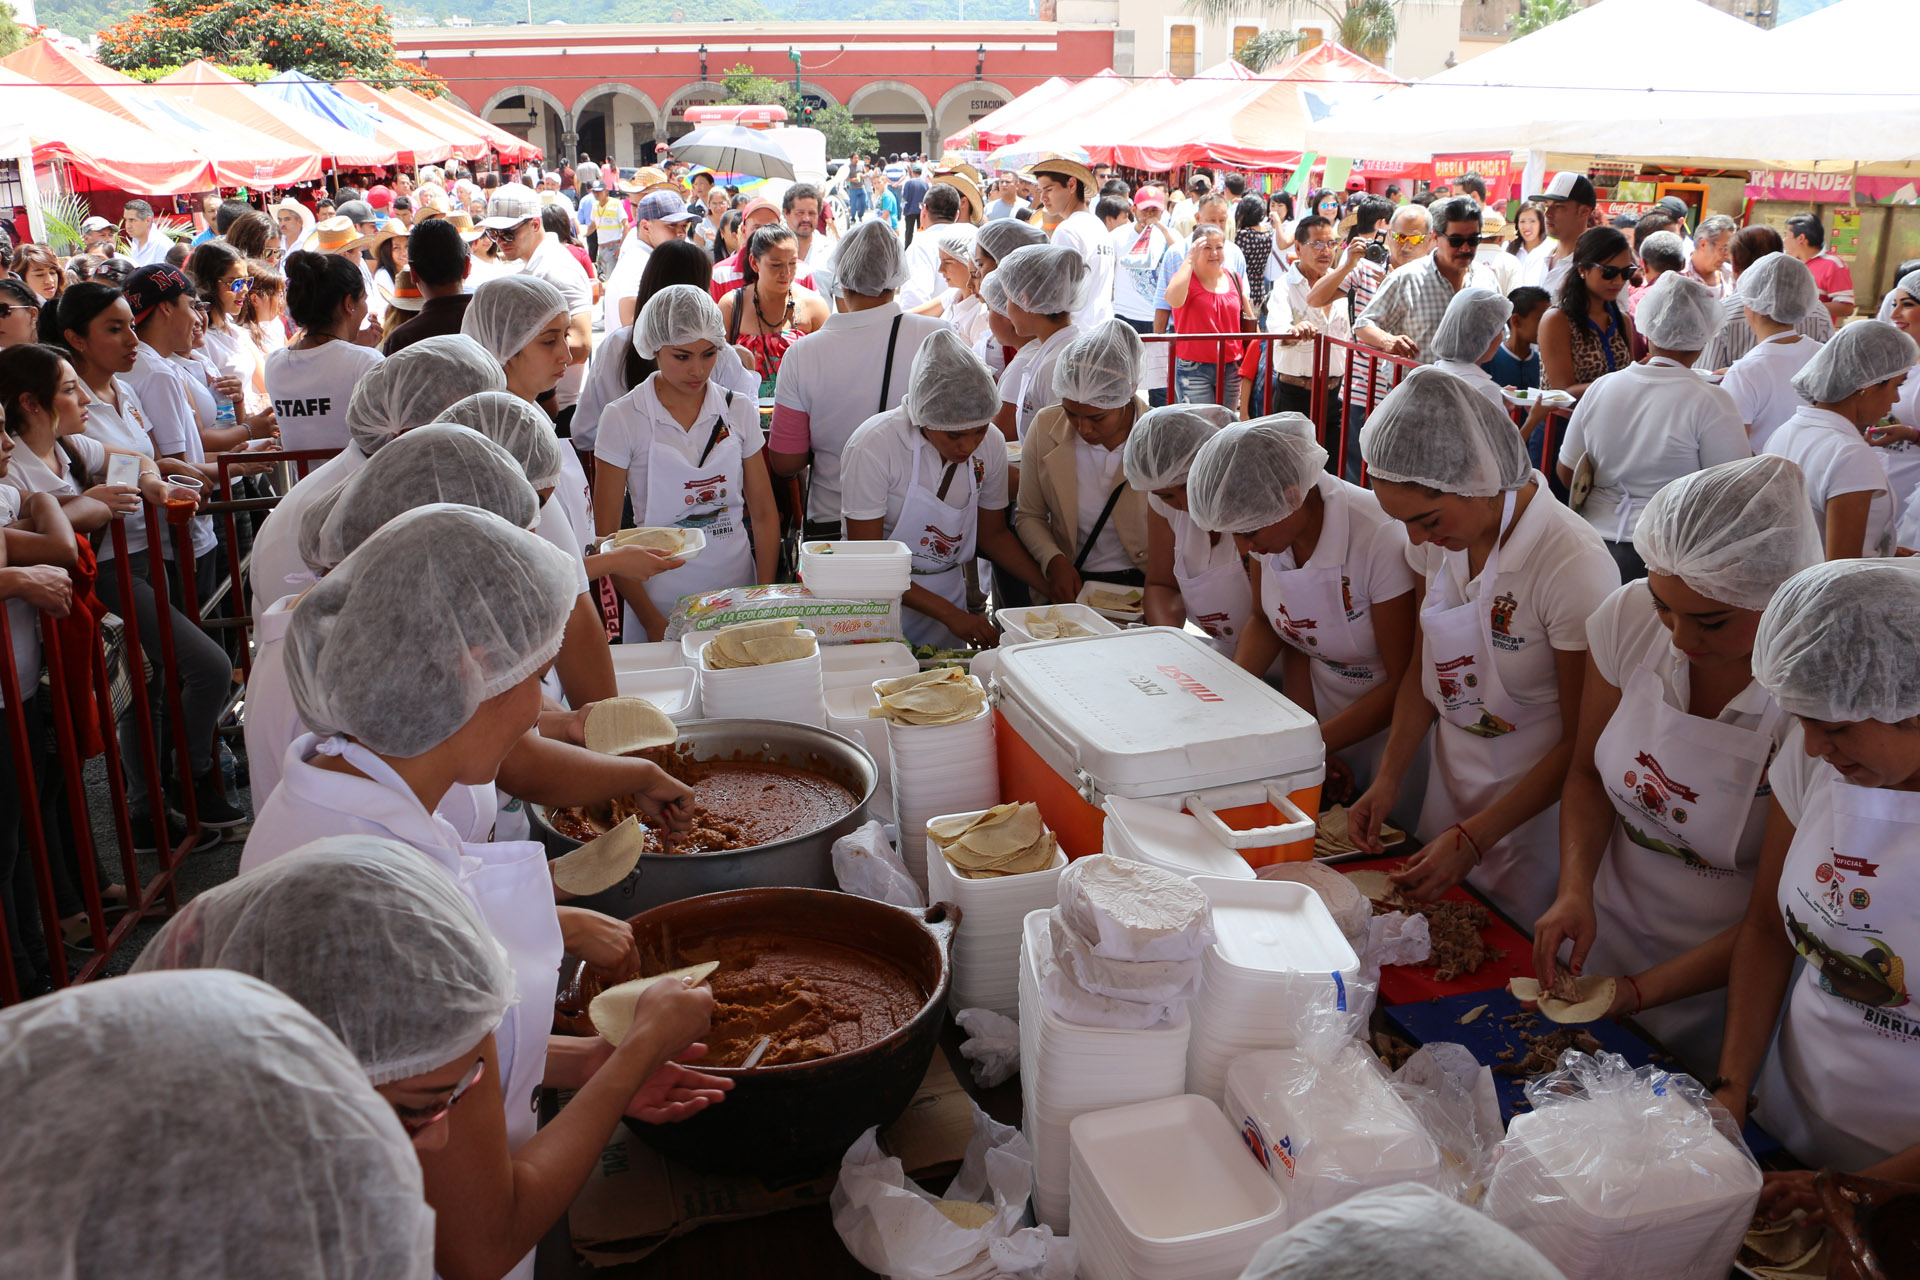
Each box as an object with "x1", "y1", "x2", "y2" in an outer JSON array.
[
  {"x1": 549, "y1": 816, "x2": 649, "y2": 896},
  {"x1": 583, "y1": 697, "x2": 678, "y2": 756},
  {"x1": 1508, "y1": 974, "x2": 1618, "y2": 1024},
  {"x1": 588, "y1": 962, "x2": 721, "y2": 1045}
]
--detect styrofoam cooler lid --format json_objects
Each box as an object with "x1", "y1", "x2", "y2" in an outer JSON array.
[{"x1": 992, "y1": 628, "x2": 1321, "y2": 796}]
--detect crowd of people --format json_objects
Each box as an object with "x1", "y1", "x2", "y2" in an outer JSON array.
[{"x1": 2, "y1": 143, "x2": 1920, "y2": 1275}]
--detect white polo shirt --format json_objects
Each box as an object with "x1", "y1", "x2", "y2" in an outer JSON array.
[
  {"x1": 265, "y1": 341, "x2": 385, "y2": 454},
  {"x1": 1053, "y1": 209, "x2": 1115, "y2": 331},
  {"x1": 0, "y1": 485, "x2": 38, "y2": 709},
  {"x1": 523, "y1": 232, "x2": 594, "y2": 411},
  {"x1": 840, "y1": 406, "x2": 1009, "y2": 532},
  {"x1": 79, "y1": 379, "x2": 159, "y2": 558},
  {"x1": 1720, "y1": 333, "x2": 1823, "y2": 453},
  {"x1": 572, "y1": 323, "x2": 759, "y2": 453},
  {"x1": 601, "y1": 234, "x2": 648, "y2": 334},
  {"x1": 594, "y1": 376, "x2": 764, "y2": 523},
  {"x1": 124, "y1": 342, "x2": 215, "y2": 558},
  {"x1": 1764, "y1": 404, "x2": 1898, "y2": 557}
]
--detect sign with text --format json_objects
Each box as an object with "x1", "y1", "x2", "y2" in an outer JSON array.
[
  {"x1": 1433, "y1": 152, "x2": 1511, "y2": 182},
  {"x1": 1745, "y1": 169, "x2": 1857, "y2": 202}
]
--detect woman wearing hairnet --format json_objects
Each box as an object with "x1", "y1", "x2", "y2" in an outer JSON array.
[
  {"x1": 1429, "y1": 287, "x2": 1512, "y2": 412},
  {"x1": 1714, "y1": 560, "x2": 1920, "y2": 1193},
  {"x1": 1531, "y1": 457, "x2": 1819, "y2": 1076},
  {"x1": 840, "y1": 330, "x2": 1050, "y2": 647},
  {"x1": 135, "y1": 836, "x2": 725, "y2": 1280},
  {"x1": 1187, "y1": 414, "x2": 1418, "y2": 800},
  {"x1": 1762, "y1": 318, "x2": 1916, "y2": 559},
  {"x1": 1718, "y1": 252, "x2": 1823, "y2": 452},
  {"x1": 0, "y1": 969, "x2": 437, "y2": 1280},
  {"x1": 1349, "y1": 369, "x2": 1619, "y2": 926},
  {"x1": 242, "y1": 507, "x2": 697, "y2": 1278},
  {"x1": 1555, "y1": 272, "x2": 1750, "y2": 579},
  {"x1": 1121, "y1": 404, "x2": 1251, "y2": 654},
  {"x1": 1870, "y1": 269, "x2": 1920, "y2": 541},
  {"x1": 593, "y1": 284, "x2": 781, "y2": 641},
  {"x1": 981, "y1": 273, "x2": 1035, "y2": 430},
  {"x1": 909, "y1": 224, "x2": 989, "y2": 346},
  {"x1": 1015, "y1": 321, "x2": 1152, "y2": 606},
  {"x1": 996, "y1": 243, "x2": 1089, "y2": 440},
  {"x1": 246, "y1": 333, "x2": 506, "y2": 621}
]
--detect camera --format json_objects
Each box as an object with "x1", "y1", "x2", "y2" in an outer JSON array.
[{"x1": 1362, "y1": 237, "x2": 1390, "y2": 264}]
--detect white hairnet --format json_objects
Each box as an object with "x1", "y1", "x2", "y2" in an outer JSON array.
[
  {"x1": 1632, "y1": 455, "x2": 1820, "y2": 611},
  {"x1": 1243, "y1": 411, "x2": 1320, "y2": 443},
  {"x1": 344, "y1": 334, "x2": 506, "y2": 457},
  {"x1": 1122, "y1": 404, "x2": 1235, "y2": 492},
  {"x1": 1187, "y1": 419, "x2": 1329, "y2": 533},
  {"x1": 932, "y1": 223, "x2": 977, "y2": 263},
  {"x1": 1791, "y1": 318, "x2": 1917, "y2": 404},
  {"x1": 996, "y1": 244, "x2": 1088, "y2": 317},
  {"x1": 1431, "y1": 287, "x2": 1513, "y2": 364},
  {"x1": 833, "y1": 220, "x2": 909, "y2": 297},
  {"x1": 1737, "y1": 252, "x2": 1818, "y2": 324},
  {"x1": 632, "y1": 283, "x2": 726, "y2": 359},
  {"x1": 1753, "y1": 560, "x2": 1920, "y2": 723},
  {"x1": 980, "y1": 272, "x2": 1010, "y2": 316},
  {"x1": 298, "y1": 425, "x2": 539, "y2": 574},
  {"x1": 1052, "y1": 319, "x2": 1142, "y2": 409},
  {"x1": 1898, "y1": 269, "x2": 1920, "y2": 305},
  {"x1": 436, "y1": 391, "x2": 566, "y2": 489},
  {"x1": 286, "y1": 504, "x2": 577, "y2": 758},
  {"x1": 974, "y1": 218, "x2": 1047, "y2": 269},
  {"x1": 0, "y1": 969, "x2": 434, "y2": 1280},
  {"x1": 458, "y1": 274, "x2": 570, "y2": 364},
  {"x1": 1361, "y1": 367, "x2": 1531, "y2": 497},
  {"x1": 1239, "y1": 1183, "x2": 1563, "y2": 1280},
  {"x1": 905, "y1": 328, "x2": 999, "y2": 431},
  {"x1": 131, "y1": 835, "x2": 514, "y2": 1086},
  {"x1": 1636, "y1": 272, "x2": 1723, "y2": 351}
]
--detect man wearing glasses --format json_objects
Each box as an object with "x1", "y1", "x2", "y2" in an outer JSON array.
[
  {"x1": 1521, "y1": 171, "x2": 1597, "y2": 297},
  {"x1": 480, "y1": 180, "x2": 594, "y2": 423}
]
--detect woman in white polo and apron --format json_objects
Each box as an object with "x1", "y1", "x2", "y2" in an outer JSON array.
[
  {"x1": 1186, "y1": 412, "x2": 1419, "y2": 805},
  {"x1": 1121, "y1": 404, "x2": 1251, "y2": 655},
  {"x1": 1532, "y1": 457, "x2": 1819, "y2": 1076},
  {"x1": 840, "y1": 329, "x2": 1052, "y2": 648},
  {"x1": 1349, "y1": 369, "x2": 1620, "y2": 927},
  {"x1": 593, "y1": 285, "x2": 780, "y2": 642},
  {"x1": 1709, "y1": 562, "x2": 1920, "y2": 1206}
]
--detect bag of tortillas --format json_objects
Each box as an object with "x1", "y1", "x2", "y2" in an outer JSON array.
[{"x1": 832, "y1": 1100, "x2": 1076, "y2": 1280}]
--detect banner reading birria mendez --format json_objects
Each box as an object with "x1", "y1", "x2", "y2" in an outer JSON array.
[{"x1": 1746, "y1": 170, "x2": 1920, "y2": 205}]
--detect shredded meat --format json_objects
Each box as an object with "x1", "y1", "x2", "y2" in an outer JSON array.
[{"x1": 1370, "y1": 895, "x2": 1505, "y2": 982}]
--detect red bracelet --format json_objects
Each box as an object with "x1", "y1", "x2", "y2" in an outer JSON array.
[
  {"x1": 1623, "y1": 973, "x2": 1645, "y2": 1015},
  {"x1": 1450, "y1": 823, "x2": 1484, "y2": 865}
]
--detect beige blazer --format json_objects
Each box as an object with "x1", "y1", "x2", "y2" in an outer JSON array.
[{"x1": 1013, "y1": 395, "x2": 1152, "y2": 573}]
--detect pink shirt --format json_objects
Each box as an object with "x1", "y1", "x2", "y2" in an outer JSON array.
[{"x1": 1807, "y1": 250, "x2": 1855, "y2": 312}]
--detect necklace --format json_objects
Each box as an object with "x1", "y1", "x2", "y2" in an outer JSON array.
[{"x1": 752, "y1": 285, "x2": 795, "y2": 334}]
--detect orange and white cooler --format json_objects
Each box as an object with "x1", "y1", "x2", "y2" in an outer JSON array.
[{"x1": 991, "y1": 628, "x2": 1324, "y2": 868}]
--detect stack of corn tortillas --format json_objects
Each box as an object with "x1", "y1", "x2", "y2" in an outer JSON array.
[
  {"x1": 582, "y1": 696, "x2": 677, "y2": 756},
  {"x1": 930, "y1": 803, "x2": 1058, "y2": 878},
  {"x1": 1314, "y1": 805, "x2": 1405, "y2": 858},
  {"x1": 1508, "y1": 973, "x2": 1618, "y2": 1024},
  {"x1": 868, "y1": 666, "x2": 988, "y2": 726},
  {"x1": 703, "y1": 618, "x2": 819, "y2": 669},
  {"x1": 606, "y1": 526, "x2": 692, "y2": 554},
  {"x1": 1083, "y1": 586, "x2": 1142, "y2": 614},
  {"x1": 548, "y1": 815, "x2": 649, "y2": 895},
  {"x1": 1022, "y1": 606, "x2": 1094, "y2": 640},
  {"x1": 588, "y1": 961, "x2": 720, "y2": 1045}
]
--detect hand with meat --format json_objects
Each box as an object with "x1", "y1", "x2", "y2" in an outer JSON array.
[
  {"x1": 628, "y1": 762, "x2": 695, "y2": 838},
  {"x1": 1532, "y1": 890, "x2": 1598, "y2": 990},
  {"x1": 1390, "y1": 824, "x2": 1479, "y2": 902}
]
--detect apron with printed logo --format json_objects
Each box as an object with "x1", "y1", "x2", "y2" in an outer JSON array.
[
  {"x1": 894, "y1": 434, "x2": 979, "y2": 649},
  {"x1": 630, "y1": 397, "x2": 754, "y2": 636},
  {"x1": 1153, "y1": 498, "x2": 1249, "y2": 655}
]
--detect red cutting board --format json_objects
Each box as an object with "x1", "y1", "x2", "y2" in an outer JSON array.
[{"x1": 1336, "y1": 854, "x2": 1535, "y2": 1005}]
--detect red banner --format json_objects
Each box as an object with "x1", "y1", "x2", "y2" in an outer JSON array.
[{"x1": 1433, "y1": 152, "x2": 1511, "y2": 182}]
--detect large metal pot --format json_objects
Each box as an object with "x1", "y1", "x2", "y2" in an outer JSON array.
[
  {"x1": 528, "y1": 718, "x2": 877, "y2": 914},
  {"x1": 621, "y1": 887, "x2": 958, "y2": 1179}
]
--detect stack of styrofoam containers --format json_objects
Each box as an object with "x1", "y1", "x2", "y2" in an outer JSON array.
[
  {"x1": 1018, "y1": 910, "x2": 1192, "y2": 1233},
  {"x1": 798, "y1": 540, "x2": 912, "y2": 597},
  {"x1": 1184, "y1": 877, "x2": 1363, "y2": 1107},
  {"x1": 1068, "y1": 1094, "x2": 1286, "y2": 1280},
  {"x1": 610, "y1": 642, "x2": 702, "y2": 721},
  {"x1": 1224, "y1": 1043, "x2": 1443, "y2": 1227},
  {"x1": 1101, "y1": 795, "x2": 1255, "y2": 882},
  {"x1": 995, "y1": 603, "x2": 1121, "y2": 645},
  {"x1": 1484, "y1": 1065, "x2": 1761, "y2": 1280},
  {"x1": 694, "y1": 630, "x2": 828, "y2": 727},
  {"x1": 925, "y1": 814, "x2": 1067, "y2": 1018},
  {"x1": 885, "y1": 699, "x2": 998, "y2": 888}
]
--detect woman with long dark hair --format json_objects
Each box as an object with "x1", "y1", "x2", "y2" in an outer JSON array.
[
  {"x1": 716, "y1": 224, "x2": 827, "y2": 399},
  {"x1": 264, "y1": 250, "x2": 383, "y2": 451},
  {"x1": 1537, "y1": 226, "x2": 1636, "y2": 399}
]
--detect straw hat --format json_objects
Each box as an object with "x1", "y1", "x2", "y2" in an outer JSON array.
[
  {"x1": 1479, "y1": 208, "x2": 1509, "y2": 239},
  {"x1": 936, "y1": 153, "x2": 982, "y2": 184},
  {"x1": 619, "y1": 166, "x2": 670, "y2": 196},
  {"x1": 380, "y1": 268, "x2": 424, "y2": 313},
  {"x1": 442, "y1": 210, "x2": 484, "y2": 242},
  {"x1": 933, "y1": 171, "x2": 985, "y2": 225},
  {"x1": 312, "y1": 216, "x2": 361, "y2": 253},
  {"x1": 1030, "y1": 156, "x2": 1095, "y2": 196}
]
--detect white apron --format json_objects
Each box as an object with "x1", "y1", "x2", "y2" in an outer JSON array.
[
  {"x1": 1599, "y1": 355, "x2": 1687, "y2": 543},
  {"x1": 895, "y1": 435, "x2": 977, "y2": 649},
  {"x1": 1586, "y1": 645, "x2": 1784, "y2": 1075},
  {"x1": 1417, "y1": 490, "x2": 1565, "y2": 927},
  {"x1": 626, "y1": 394, "x2": 754, "y2": 638},
  {"x1": 1758, "y1": 776, "x2": 1920, "y2": 1170},
  {"x1": 316, "y1": 741, "x2": 561, "y2": 1154},
  {"x1": 1154, "y1": 498, "x2": 1249, "y2": 655}
]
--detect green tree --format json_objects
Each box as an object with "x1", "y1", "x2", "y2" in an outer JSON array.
[
  {"x1": 1234, "y1": 27, "x2": 1300, "y2": 72},
  {"x1": 1509, "y1": 0, "x2": 1582, "y2": 36},
  {"x1": 1182, "y1": 0, "x2": 1402, "y2": 64},
  {"x1": 0, "y1": 0, "x2": 28, "y2": 56},
  {"x1": 717, "y1": 61, "x2": 877, "y2": 162},
  {"x1": 98, "y1": 0, "x2": 440, "y2": 90}
]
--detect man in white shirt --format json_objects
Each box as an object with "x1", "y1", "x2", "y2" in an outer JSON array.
[
  {"x1": 898, "y1": 184, "x2": 963, "y2": 309},
  {"x1": 1684, "y1": 214, "x2": 1737, "y2": 298},
  {"x1": 1032, "y1": 156, "x2": 1114, "y2": 332},
  {"x1": 985, "y1": 174, "x2": 1029, "y2": 222},
  {"x1": 1521, "y1": 171, "x2": 1597, "y2": 298},
  {"x1": 120, "y1": 200, "x2": 176, "y2": 267},
  {"x1": 601, "y1": 177, "x2": 699, "y2": 332},
  {"x1": 783, "y1": 182, "x2": 837, "y2": 309},
  {"x1": 483, "y1": 181, "x2": 593, "y2": 413},
  {"x1": 1259, "y1": 213, "x2": 1352, "y2": 418}
]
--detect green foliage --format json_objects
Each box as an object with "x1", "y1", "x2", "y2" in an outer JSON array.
[
  {"x1": 1509, "y1": 0, "x2": 1581, "y2": 37},
  {"x1": 1183, "y1": 0, "x2": 1401, "y2": 64},
  {"x1": 0, "y1": 0, "x2": 27, "y2": 56},
  {"x1": 810, "y1": 104, "x2": 876, "y2": 160},
  {"x1": 119, "y1": 59, "x2": 277, "y2": 80},
  {"x1": 97, "y1": 0, "x2": 439, "y2": 90},
  {"x1": 38, "y1": 192, "x2": 96, "y2": 254},
  {"x1": 1235, "y1": 27, "x2": 1300, "y2": 72},
  {"x1": 713, "y1": 62, "x2": 875, "y2": 161}
]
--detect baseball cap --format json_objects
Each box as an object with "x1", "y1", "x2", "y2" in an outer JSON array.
[
  {"x1": 1133, "y1": 188, "x2": 1167, "y2": 211},
  {"x1": 480, "y1": 182, "x2": 541, "y2": 229},
  {"x1": 1538, "y1": 171, "x2": 1597, "y2": 206},
  {"x1": 1656, "y1": 194, "x2": 1692, "y2": 219},
  {"x1": 80, "y1": 216, "x2": 114, "y2": 233},
  {"x1": 123, "y1": 264, "x2": 192, "y2": 325},
  {"x1": 335, "y1": 199, "x2": 376, "y2": 226},
  {"x1": 740, "y1": 197, "x2": 781, "y2": 223},
  {"x1": 365, "y1": 184, "x2": 395, "y2": 210},
  {"x1": 633, "y1": 190, "x2": 699, "y2": 224}
]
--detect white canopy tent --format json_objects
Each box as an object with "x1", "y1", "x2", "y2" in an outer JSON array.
[{"x1": 1304, "y1": 0, "x2": 1920, "y2": 174}]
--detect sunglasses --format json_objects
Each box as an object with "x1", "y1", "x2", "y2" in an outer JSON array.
[
  {"x1": 487, "y1": 222, "x2": 531, "y2": 246},
  {"x1": 1392, "y1": 233, "x2": 1429, "y2": 246},
  {"x1": 1437, "y1": 232, "x2": 1481, "y2": 250},
  {"x1": 391, "y1": 1057, "x2": 486, "y2": 1137},
  {"x1": 226, "y1": 278, "x2": 251, "y2": 295},
  {"x1": 0, "y1": 301, "x2": 36, "y2": 318},
  {"x1": 1583, "y1": 262, "x2": 1634, "y2": 281}
]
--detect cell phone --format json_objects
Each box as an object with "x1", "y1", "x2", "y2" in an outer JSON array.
[{"x1": 106, "y1": 454, "x2": 141, "y2": 489}]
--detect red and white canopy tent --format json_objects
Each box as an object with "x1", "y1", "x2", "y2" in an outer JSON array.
[
  {"x1": 155, "y1": 61, "x2": 398, "y2": 170},
  {"x1": 391, "y1": 85, "x2": 541, "y2": 163},
  {"x1": 0, "y1": 65, "x2": 212, "y2": 193},
  {"x1": 335, "y1": 79, "x2": 489, "y2": 164},
  {"x1": 965, "y1": 70, "x2": 1133, "y2": 153},
  {"x1": 943, "y1": 75, "x2": 1075, "y2": 152}
]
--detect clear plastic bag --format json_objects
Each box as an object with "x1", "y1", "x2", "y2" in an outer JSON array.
[
  {"x1": 1390, "y1": 1042, "x2": 1504, "y2": 1205},
  {"x1": 1483, "y1": 1049, "x2": 1761, "y2": 1280},
  {"x1": 831, "y1": 1101, "x2": 1076, "y2": 1280},
  {"x1": 833, "y1": 820, "x2": 924, "y2": 908},
  {"x1": 955, "y1": 1007, "x2": 1020, "y2": 1088},
  {"x1": 665, "y1": 583, "x2": 905, "y2": 645}
]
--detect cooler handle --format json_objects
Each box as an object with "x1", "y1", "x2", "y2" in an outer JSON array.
[{"x1": 1184, "y1": 784, "x2": 1316, "y2": 850}]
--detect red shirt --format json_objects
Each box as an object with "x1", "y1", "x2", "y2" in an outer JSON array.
[
  {"x1": 1172, "y1": 274, "x2": 1246, "y2": 363},
  {"x1": 1807, "y1": 250, "x2": 1855, "y2": 313}
]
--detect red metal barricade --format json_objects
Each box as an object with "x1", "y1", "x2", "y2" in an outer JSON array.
[{"x1": 215, "y1": 449, "x2": 339, "y2": 682}]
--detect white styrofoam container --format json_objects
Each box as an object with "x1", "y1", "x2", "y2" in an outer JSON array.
[
  {"x1": 1189, "y1": 877, "x2": 1360, "y2": 982},
  {"x1": 1103, "y1": 796, "x2": 1254, "y2": 881},
  {"x1": 996, "y1": 603, "x2": 1123, "y2": 646},
  {"x1": 611, "y1": 664, "x2": 700, "y2": 722},
  {"x1": 799, "y1": 539, "x2": 912, "y2": 596},
  {"x1": 991, "y1": 628, "x2": 1322, "y2": 800}
]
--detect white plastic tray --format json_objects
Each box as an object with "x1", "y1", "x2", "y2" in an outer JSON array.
[
  {"x1": 599, "y1": 526, "x2": 706, "y2": 561},
  {"x1": 1190, "y1": 877, "x2": 1360, "y2": 978},
  {"x1": 611, "y1": 664, "x2": 699, "y2": 721},
  {"x1": 997, "y1": 602, "x2": 1122, "y2": 645}
]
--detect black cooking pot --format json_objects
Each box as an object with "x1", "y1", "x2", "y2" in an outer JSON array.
[{"x1": 620, "y1": 887, "x2": 958, "y2": 1179}]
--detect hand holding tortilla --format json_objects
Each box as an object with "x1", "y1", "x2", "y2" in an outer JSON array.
[
  {"x1": 583, "y1": 696, "x2": 679, "y2": 756},
  {"x1": 703, "y1": 619, "x2": 821, "y2": 670},
  {"x1": 549, "y1": 816, "x2": 650, "y2": 895},
  {"x1": 868, "y1": 666, "x2": 989, "y2": 726},
  {"x1": 605, "y1": 526, "x2": 701, "y2": 556},
  {"x1": 589, "y1": 962, "x2": 722, "y2": 1045},
  {"x1": 1508, "y1": 973, "x2": 1620, "y2": 1024},
  {"x1": 929, "y1": 802, "x2": 1059, "y2": 877}
]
